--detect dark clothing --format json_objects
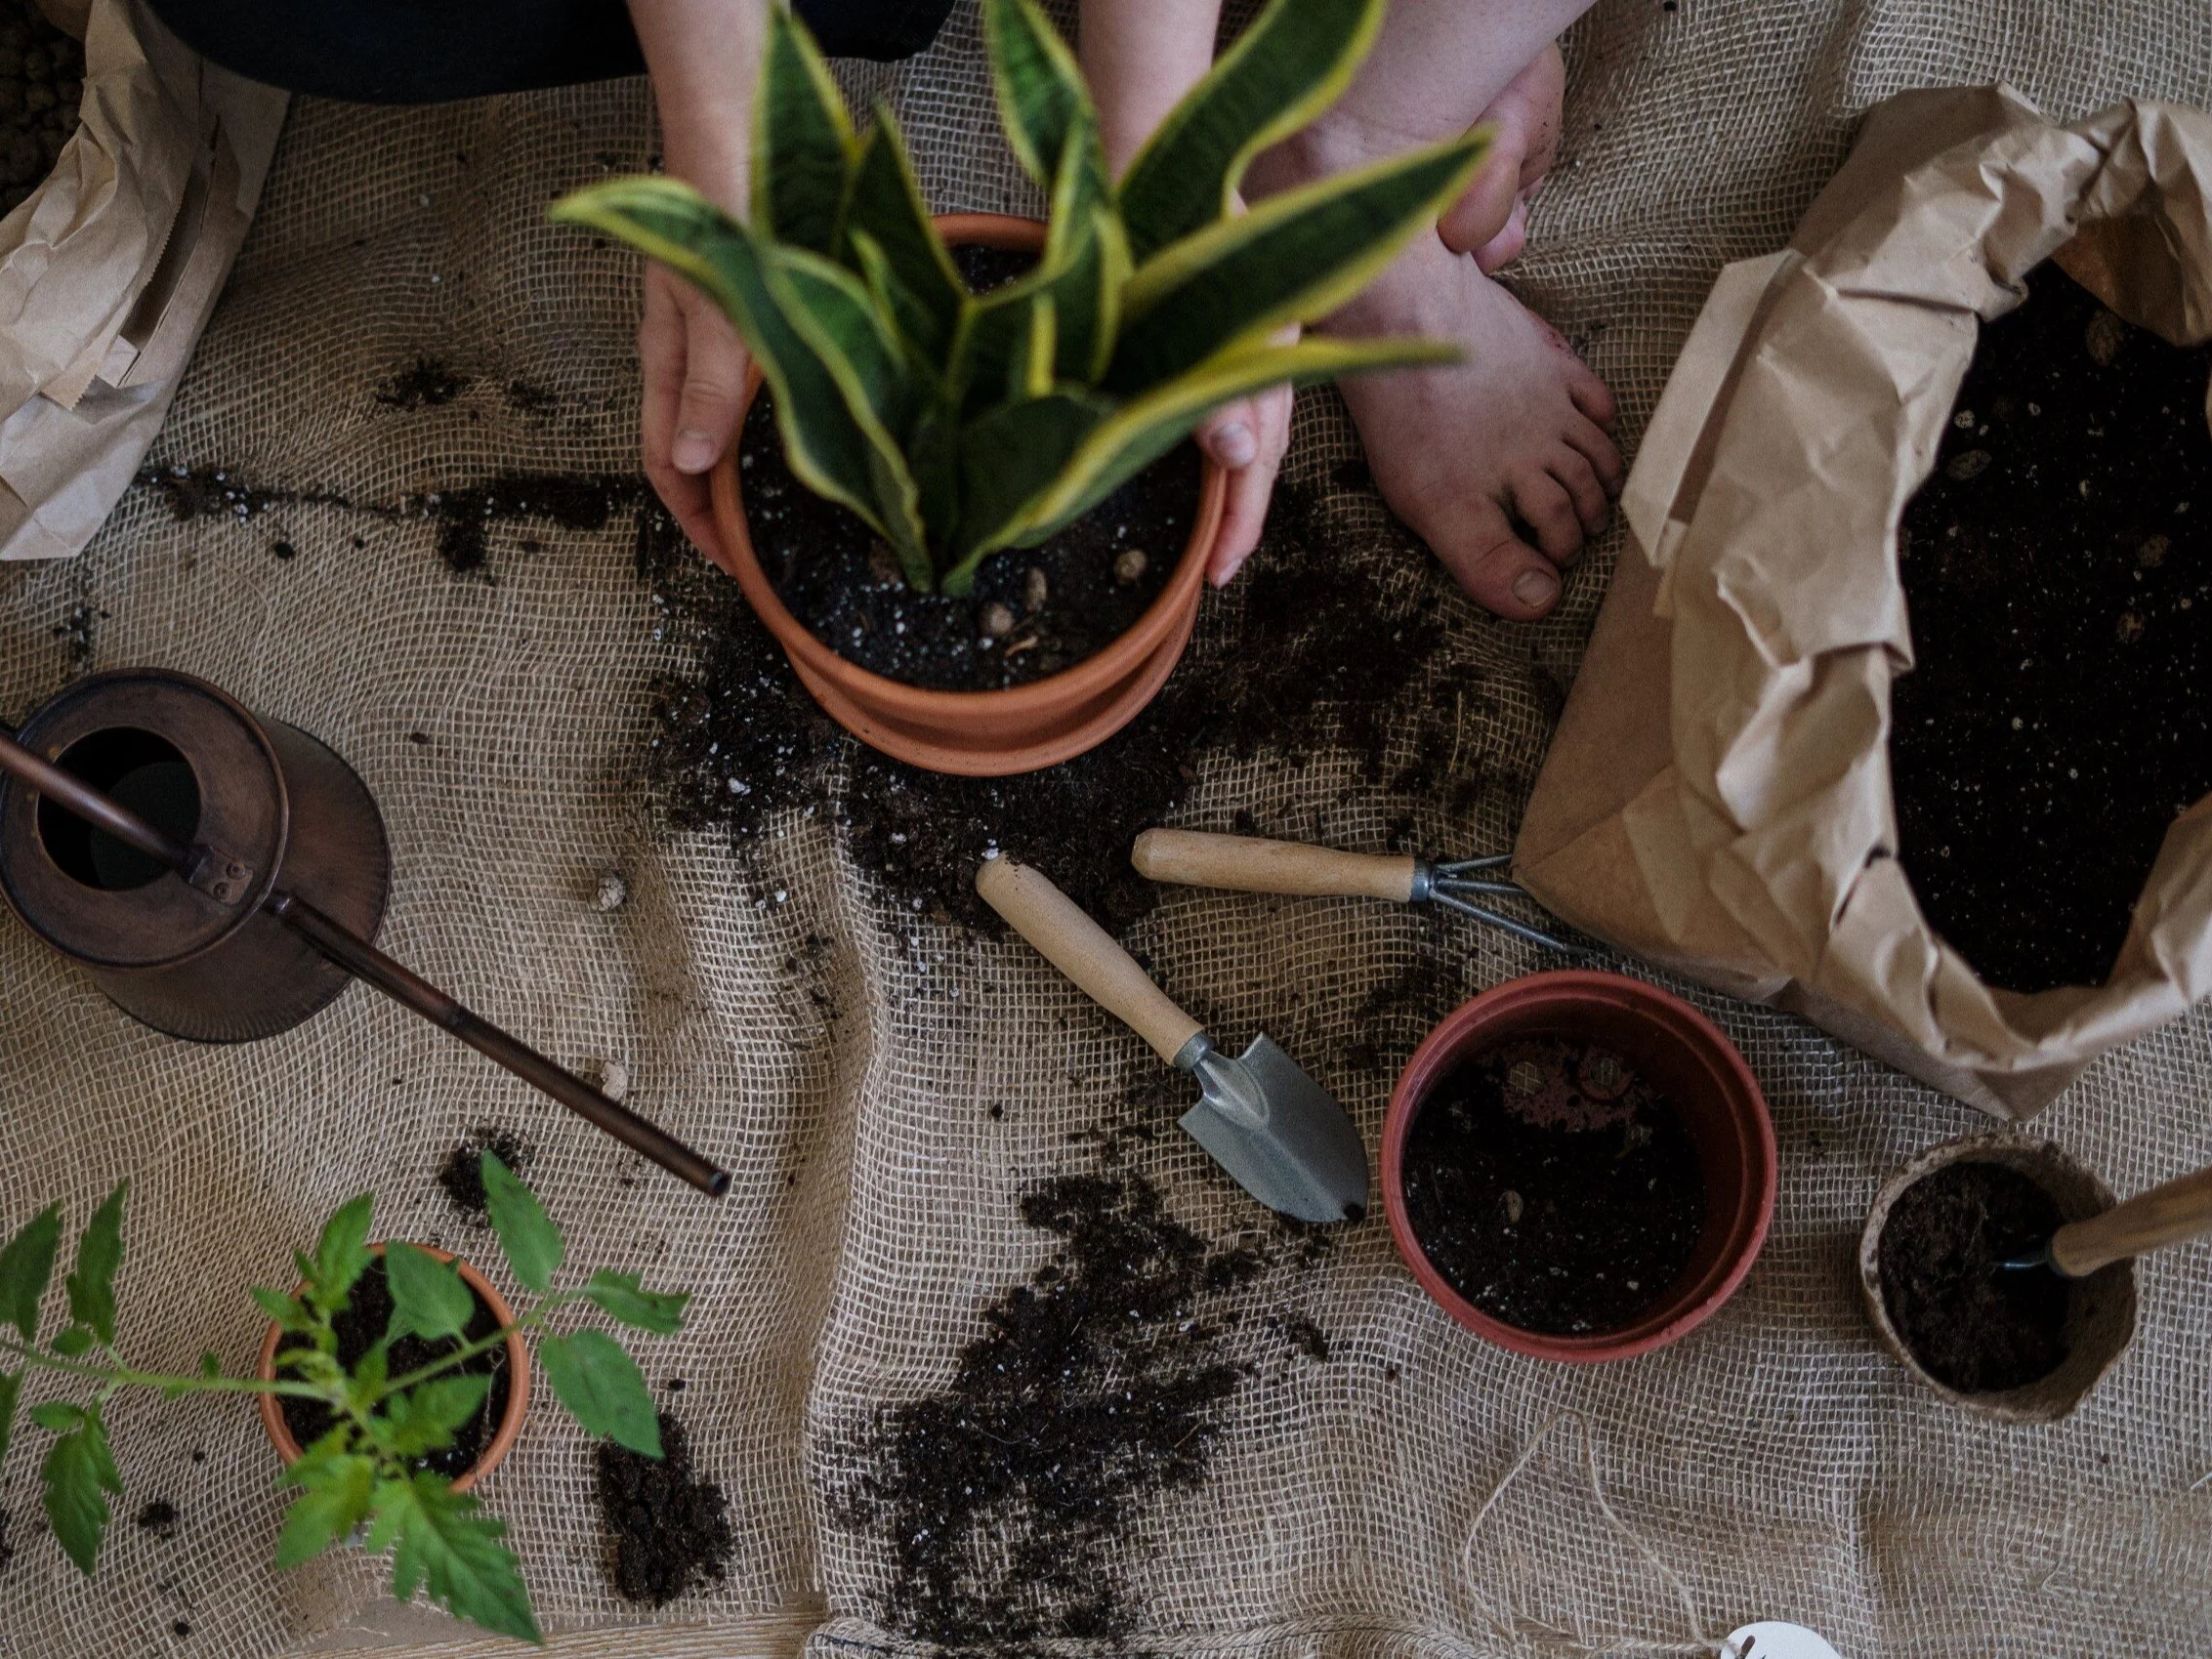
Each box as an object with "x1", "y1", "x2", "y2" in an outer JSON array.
[{"x1": 146, "y1": 0, "x2": 955, "y2": 103}]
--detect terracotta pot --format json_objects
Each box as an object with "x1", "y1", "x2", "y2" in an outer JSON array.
[
  {"x1": 1382, "y1": 971, "x2": 1777, "y2": 1363},
  {"x1": 707, "y1": 211, "x2": 1228, "y2": 777},
  {"x1": 1858, "y1": 1132, "x2": 2136, "y2": 1423},
  {"x1": 257, "y1": 1242, "x2": 530, "y2": 1493}
]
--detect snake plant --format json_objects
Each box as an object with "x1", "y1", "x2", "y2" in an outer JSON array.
[{"x1": 555, "y1": 0, "x2": 1486, "y2": 596}]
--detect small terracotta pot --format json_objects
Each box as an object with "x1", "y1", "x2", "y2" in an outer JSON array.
[
  {"x1": 707, "y1": 211, "x2": 1228, "y2": 777},
  {"x1": 1858, "y1": 1133, "x2": 2137, "y2": 1424},
  {"x1": 257, "y1": 1242, "x2": 530, "y2": 1493},
  {"x1": 1382, "y1": 971, "x2": 1777, "y2": 1363}
]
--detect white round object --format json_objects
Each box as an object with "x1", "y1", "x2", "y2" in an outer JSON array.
[{"x1": 1723, "y1": 1624, "x2": 1842, "y2": 1659}]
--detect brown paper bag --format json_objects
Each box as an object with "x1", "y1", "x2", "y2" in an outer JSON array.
[
  {"x1": 0, "y1": 0, "x2": 285, "y2": 560},
  {"x1": 1517, "y1": 84, "x2": 2212, "y2": 1119}
]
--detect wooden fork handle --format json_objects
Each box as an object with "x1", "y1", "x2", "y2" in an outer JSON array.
[
  {"x1": 1132, "y1": 830, "x2": 1418, "y2": 902},
  {"x1": 2053, "y1": 1163, "x2": 2212, "y2": 1277}
]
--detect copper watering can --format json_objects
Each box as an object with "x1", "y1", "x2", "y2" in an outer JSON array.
[{"x1": 0, "y1": 667, "x2": 728, "y2": 1196}]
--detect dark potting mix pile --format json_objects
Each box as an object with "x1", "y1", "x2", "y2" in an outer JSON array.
[
  {"x1": 594, "y1": 1412, "x2": 736, "y2": 1605},
  {"x1": 836, "y1": 1172, "x2": 1272, "y2": 1645},
  {"x1": 275, "y1": 1258, "x2": 512, "y2": 1479},
  {"x1": 745, "y1": 391, "x2": 1188, "y2": 692},
  {"x1": 1876, "y1": 1159, "x2": 2071, "y2": 1394},
  {"x1": 0, "y1": 1, "x2": 80, "y2": 216},
  {"x1": 1399, "y1": 1038, "x2": 1706, "y2": 1335},
  {"x1": 435, "y1": 1124, "x2": 537, "y2": 1226},
  {"x1": 1892, "y1": 263, "x2": 2212, "y2": 993}
]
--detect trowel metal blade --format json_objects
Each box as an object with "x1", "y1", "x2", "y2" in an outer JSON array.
[{"x1": 1179, "y1": 1034, "x2": 1369, "y2": 1224}]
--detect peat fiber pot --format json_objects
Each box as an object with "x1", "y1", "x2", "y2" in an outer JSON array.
[
  {"x1": 1858, "y1": 1133, "x2": 2136, "y2": 1424},
  {"x1": 256, "y1": 1244, "x2": 530, "y2": 1494},
  {"x1": 708, "y1": 212, "x2": 1227, "y2": 777},
  {"x1": 1382, "y1": 971, "x2": 1776, "y2": 1363}
]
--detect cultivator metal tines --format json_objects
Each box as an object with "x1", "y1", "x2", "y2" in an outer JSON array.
[{"x1": 1131, "y1": 830, "x2": 1591, "y2": 956}]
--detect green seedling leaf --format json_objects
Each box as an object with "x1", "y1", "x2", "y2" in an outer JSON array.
[
  {"x1": 480, "y1": 1155, "x2": 563, "y2": 1296},
  {"x1": 29, "y1": 1399, "x2": 82, "y2": 1432},
  {"x1": 753, "y1": 3, "x2": 856, "y2": 258},
  {"x1": 370, "y1": 1374, "x2": 492, "y2": 1460},
  {"x1": 1117, "y1": 0, "x2": 1383, "y2": 261},
  {"x1": 199, "y1": 1350, "x2": 221, "y2": 1379},
  {"x1": 276, "y1": 1449, "x2": 377, "y2": 1569},
  {"x1": 41, "y1": 1404, "x2": 119, "y2": 1576},
  {"x1": 50, "y1": 1327, "x2": 92, "y2": 1357},
  {"x1": 0, "y1": 1369, "x2": 20, "y2": 1464},
  {"x1": 63, "y1": 1181, "x2": 125, "y2": 1346},
  {"x1": 383, "y1": 1244, "x2": 473, "y2": 1345},
  {"x1": 252, "y1": 1286, "x2": 316, "y2": 1332},
  {"x1": 370, "y1": 1474, "x2": 541, "y2": 1644},
  {"x1": 539, "y1": 1331, "x2": 661, "y2": 1456},
  {"x1": 307, "y1": 1194, "x2": 376, "y2": 1316},
  {"x1": 0, "y1": 1204, "x2": 62, "y2": 1342},
  {"x1": 582, "y1": 1270, "x2": 689, "y2": 1336}
]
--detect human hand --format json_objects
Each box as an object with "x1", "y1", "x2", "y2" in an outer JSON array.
[
  {"x1": 1194, "y1": 330, "x2": 1296, "y2": 587},
  {"x1": 638, "y1": 263, "x2": 750, "y2": 566},
  {"x1": 1438, "y1": 43, "x2": 1564, "y2": 273}
]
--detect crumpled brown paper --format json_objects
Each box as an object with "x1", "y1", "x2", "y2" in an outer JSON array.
[
  {"x1": 0, "y1": 0, "x2": 285, "y2": 560},
  {"x1": 1516, "y1": 85, "x2": 2212, "y2": 1118}
]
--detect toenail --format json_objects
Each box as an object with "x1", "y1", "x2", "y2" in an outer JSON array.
[{"x1": 1513, "y1": 568, "x2": 1558, "y2": 607}]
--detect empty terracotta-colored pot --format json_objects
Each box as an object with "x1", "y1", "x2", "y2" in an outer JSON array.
[
  {"x1": 1858, "y1": 1132, "x2": 2136, "y2": 1424},
  {"x1": 1382, "y1": 971, "x2": 1777, "y2": 1363},
  {"x1": 707, "y1": 211, "x2": 1227, "y2": 777},
  {"x1": 257, "y1": 1242, "x2": 530, "y2": 1493}
]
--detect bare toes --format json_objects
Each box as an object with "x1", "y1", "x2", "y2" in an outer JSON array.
[
  {"x1": 1434, "y1": 501, "x2": 1563, "y2": 620},
  {"x1": 1568, "y1": 365, "x2": 1619, "y2": 433},
  {"x1": 1548, "y1": 447, "x2": 1610, "y2": 537},
  {"x1": 1564, "y1": 411, "x2": 1626, "y2": 494},
  {"x1": 1509, "y1": 471, "x2": 1584, "y2": 566}
]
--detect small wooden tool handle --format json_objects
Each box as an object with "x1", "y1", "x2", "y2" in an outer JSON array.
[
  {"x1": 977, "y1": 856, "x2": 1203, "y2": 1064},
  {"x1": 2052, "y1": 1163, "x2": 2212, "y2": 1277},
  {"x1": 1131, "y1": 829, "x2": 1418, "y2": 902}
]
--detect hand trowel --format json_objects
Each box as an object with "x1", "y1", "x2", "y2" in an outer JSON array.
[{"x1": 976, "y1": 854, "x2": 1368, "y2": 1224}]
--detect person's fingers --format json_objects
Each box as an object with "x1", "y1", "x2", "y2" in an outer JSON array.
[
  {"x1": 1546, "y1": 444, "x2": 1610, "y2": 538},
  {"x1": 639, "y1": 270, "x2": 730, "y2": 564},
  {"x1": 1562, "y1": 409, "x2": 1626, "y2": 494},
  {"x1": 1439, "y1": 132, "x2": 1524, "y2": 258},
  {"x1": 1431, "y1": 497, "x2": 1563, "y2": 620},
  {"x1": 1508, "y1": 469, "x2": 1583, "y2": 565},
  {"x1": 1473, "y1": 193, "x2": 1529, "y2": 273},
  {"x1": 671, "y1": 289, "x2": 749, "y2": 476},
  {"x1": 1204, "y1": 384, "x2": 1293, "y2": 584},
  {"x1": 1197, "y1": 396, "x2": 1262, "y2": 472}
]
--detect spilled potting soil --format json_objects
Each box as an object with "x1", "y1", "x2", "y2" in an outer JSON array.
[
  {"x1": 1877, "y1": 1160, "x2": 2070, "y2": 1395},
  {"x1": 435, "y1": 1125, "x2": 537, "y2": 1226},
  {"x1": 375, "y1": 356, "x2": 469, "y2": 411},
  {"x1": 835, "y1": 1171, "x2": 1268, "y2": 1645},
  {"x1": 1893, "y1": 263, "x2": 2212, "y2": 992},
  {"x1": 595, "y1": 1412, "x2": 736, "y2": 1605},
  {"x1": 1399, "y1": 1038, "x2": 1706, "y2": 1335},
  {"x1": 134, "y1": 1500, "x2": 179, "y2": 1539}
]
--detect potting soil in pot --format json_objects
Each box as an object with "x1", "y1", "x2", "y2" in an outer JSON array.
[
  {"x1": 275, "y1": 1258, "x2": 513, "y2": 1479},
  {"x1": 0, "y1": 0, "x2": 80, "y2": 216},
  {"x1": 1875, "y1": 1160, "x2": 2070, "y2": 1394},
  {"x1": 1891, "y1": 263, "x2": 2212, "y2": 993},
  {"x1": 1399, "y1": 1038, "x2": 1706, "y2": 1335}
]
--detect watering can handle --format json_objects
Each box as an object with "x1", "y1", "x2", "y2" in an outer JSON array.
[
  {"x1": 1132, "y1": 830, "x2": 1418, "y2": 902},
  {"x1": 976, "y1": 855, "x2": 1203, "y2": 1065},
  {"x1": 2050, "y1": 1163, "x2": 2212, "y2": 1277}
]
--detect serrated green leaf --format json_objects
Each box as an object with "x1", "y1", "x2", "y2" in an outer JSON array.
[
  {"x1": 41, "y1": 1406, "x2": 118, "y2": 1576},
  {"x1": 753, "y1": 3, "x2": 856, "y2": 258},
  {"x1": 383, "y1": 1245, "x2": 474, "y2": 1345},
  {"x1": 480, "y1": 1155, "x2": 563, "y2": 1297},
  {"x1": 1109, "y1": 132, "x2": 1488, "y2": 393},
  {"x1": 369, "y1": 1474, "x2": 541, "y2": 1644},
  {"x1": 29, "y1": 1399, "x2": 82, "y2": 1432},
  {"x1": 50, "y1": 1327, "x2": 92, "y2": 1357},
  {"x1": 841, "y1": 112, "x2": 965, "y2": 368},
  {"x1": 1117, "y1": 0, "x2": 1383, "y2": 262},
  {"x1": 0, "y1": 1369, "x2": 20, "y2": 1464},
  {"x1": 63, "y1": 1181, "x2": 125, "y2": 1347},
  {"x1": 539, "y1": 1331, "x2": 661, "y2": 1456},
  {"x1": 369, "y1": 1371, "x2": 490, "y2": 1459},
  {"x1": 981, "y1": 0, "x2": 1093, "y2": 187},
  {"x1": 252, "y1": 1286, "x2": 315, "y2": 1332},
  {"x1": 199, "y1": 1349, "x2": 221, "y2": 1378},
  {"x1": 0, "y1": 1205, "x2": 62, "y2": 1343},
  {"x1": 307, "y1": 1194, "x2": 375, "y2": 1317},
  {"x1": 582, "y1": 1271, "x2": 689, "y2": 1336},
  {"x1": 275, "y1": 1450, "x2": 376, "y2": 1569}
]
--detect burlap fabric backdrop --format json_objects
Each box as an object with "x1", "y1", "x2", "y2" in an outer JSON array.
[{"x1": 2, "y1": 2, "x2": 2209, "y2": 1655}]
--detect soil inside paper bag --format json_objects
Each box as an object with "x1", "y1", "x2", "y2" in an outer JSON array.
[{"x1": 1892, "y1": 264, "x2": 2212, "y2": 993}]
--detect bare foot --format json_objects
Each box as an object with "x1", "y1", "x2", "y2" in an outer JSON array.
[{"x1": 1440, "y1": 46, "x2": 1565, "y2": 274}]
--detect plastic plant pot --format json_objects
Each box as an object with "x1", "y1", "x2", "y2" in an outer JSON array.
[
  {"x1": 1382, "y1": 970, "x2": 1777, "y2": 1363},
  {"x1": 256, "y1": 1242, "x2": 530, "y2": 1494},
  {"x1": 707, "y1": 212, "x2": 1227, "y2": 778},
  {"x1": 1858, "y1": 1132, "x2": 2137, "y2": 1424}
]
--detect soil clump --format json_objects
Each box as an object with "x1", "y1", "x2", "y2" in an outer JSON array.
[
  {"x1": 594, "y1": 1412, "x2": 736, "y2": 1605},
  {"x1": 375, "y1": 357, "x2": 469, "y2": 411},
  {"x1": 435, "y1": 1125, "x2": 537, "y2": 1226},
  {"x1": 1893, "y1": 263, "x2": 2212, "y2": 992},
  {"x1": 1399, "y1": 1038, "x2": 1706, "y2": 1335},
  {"x1": 836, "y1": 1172, "x2": 1266, "y2": 1645},
  {"x1": 276, "y1": 1258, "x2": 512, "y2": 1479},
  {"x1": 1876, "y1": 1159, "x2": 2070, "y2": 1394},
  {"x1": 418, "y1": 472, "x2": 639, "y2": 576},
  {"x1": 0, "y1": 1, "x2": 80, "y2": 215},
  {"x1": 134, "y1": 1500, "x2": 178, "y2": 1538}
]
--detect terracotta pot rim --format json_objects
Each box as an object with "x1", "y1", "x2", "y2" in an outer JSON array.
[
  {"x1": 256, "y1": 1241, "x2": 531, "y2": 1494},
  {"x1": 1381, "y1": 970, "x2": 1778, "y2": 1364},
  {"x1": 705, "y1": 210, "x2": 1226, "y2": 771}
]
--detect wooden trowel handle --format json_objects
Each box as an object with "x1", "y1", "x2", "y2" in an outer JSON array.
[
  {"x1": 2052, "y1": 1163, "x2": 2212, "y2": 1277},
  {"x1": 1132, "y1": 829, "x2": 1418, "y2": 902},
  {"x1": 976, "y1": 855, "x2": 1203, "y2": 1065}
]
